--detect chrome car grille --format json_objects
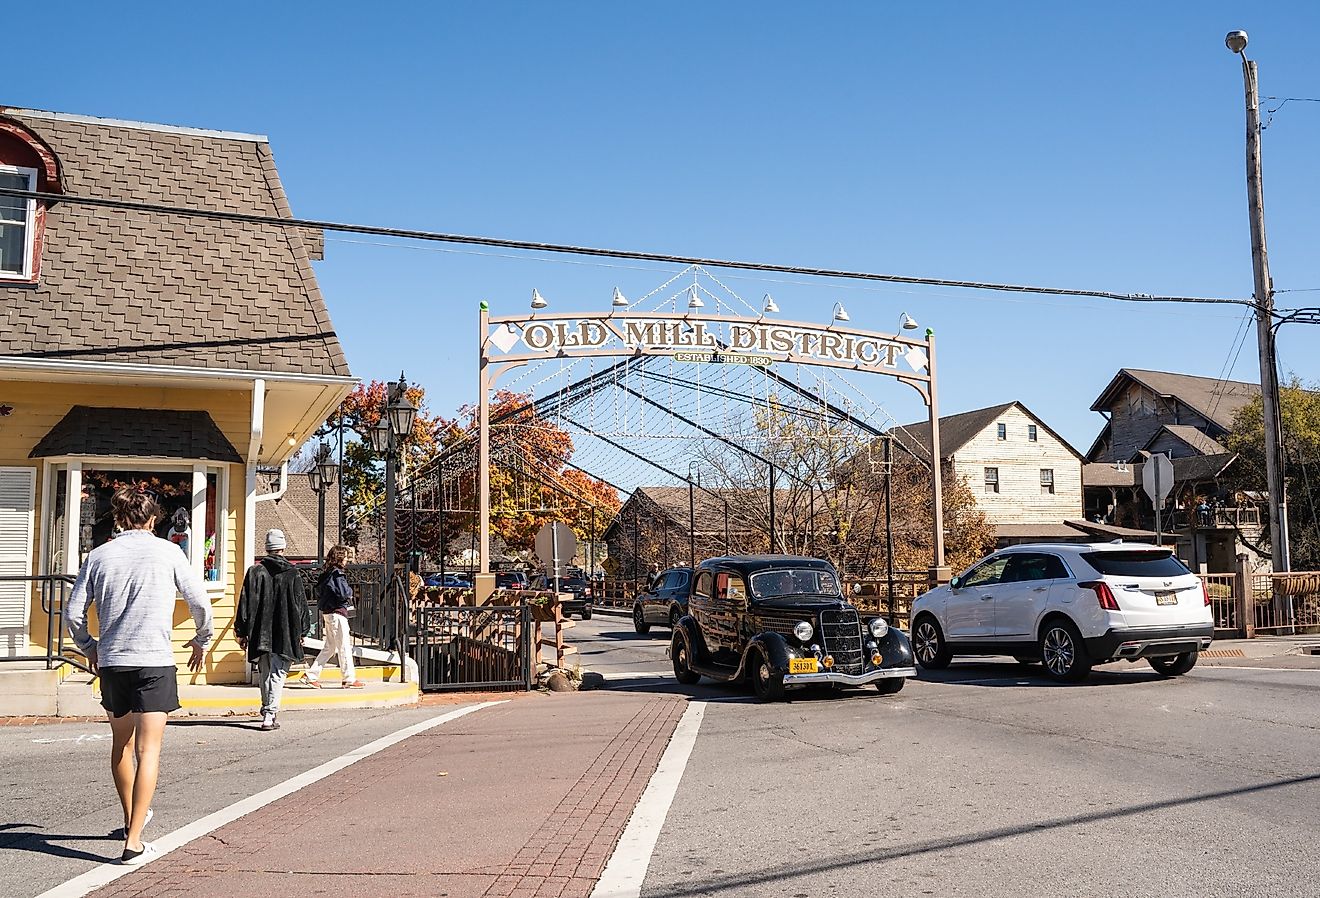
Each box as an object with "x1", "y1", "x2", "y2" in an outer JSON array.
[
  {"x1": 752, "y1": 611, "x2": 802, "y2": 638},
  {"x1": 820, "y1": 608, "x2": 864, "y2": 674}
]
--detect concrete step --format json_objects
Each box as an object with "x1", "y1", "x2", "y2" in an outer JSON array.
[{"x1": 0, "y1": 663, "x2": 65, "y2": 716}]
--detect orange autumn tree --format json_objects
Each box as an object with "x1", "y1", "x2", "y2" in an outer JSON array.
[{"x1": 452, "y1": 391, "x2": 619, "y2": 553}]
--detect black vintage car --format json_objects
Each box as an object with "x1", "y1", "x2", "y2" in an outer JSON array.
[{"x1": 671, "y1": 555, "x2": 916, "y2": 701}]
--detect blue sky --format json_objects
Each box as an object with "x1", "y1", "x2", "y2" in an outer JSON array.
[{"x1": 8, "y1": 1, "x2": 1319, "y2": 453}]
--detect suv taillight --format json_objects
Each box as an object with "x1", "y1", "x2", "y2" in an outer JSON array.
[
  {"x1": 1079, "y1": 580, "x2": 1120, "y2": 611},
  {"x1": 1202, "y1": 582, "x2": 1211, "y2": 606}
]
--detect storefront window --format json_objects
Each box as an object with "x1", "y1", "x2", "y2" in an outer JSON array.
[{"x1": 42, "y1": 461, "x2": 228, "y2": 588}]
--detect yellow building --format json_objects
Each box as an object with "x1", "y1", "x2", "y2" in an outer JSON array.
[{"x1": 0, "y1": 107, "x2": 353, "y2": 689}]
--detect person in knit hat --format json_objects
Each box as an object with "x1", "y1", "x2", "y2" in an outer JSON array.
[{"x1": 235, "y1": 529, "x2": 310, "y2": 731}]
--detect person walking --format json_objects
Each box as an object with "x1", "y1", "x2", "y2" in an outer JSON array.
[
  {"x1": 304, "y1": 545, "x2": 364, "y2": 689},
  {"x1": 235, "y1": 529, "x2": 310, "y2": 731},
  {"x1": 65, "y1": 486, "x2": 212, "y2": 866}
]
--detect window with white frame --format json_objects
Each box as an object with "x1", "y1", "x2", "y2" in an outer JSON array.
[
  {"x1": 1028, "y1": 424, "x2": 1038, "y2": 442},
  {"x1": 996, "y1": 423, "x2": 1007, "y2": 440},
  {"x1": 0, "y1": 165, "x2": 37, "y2": 279},
  {"x1": 43, "y1": 461, "x2": 228, "y2": 588},
  {"x1": 1040, "y1": 468, "x2": 1055, "y2": 495},
  {"x1": 985, "y1": 467, "x2": 1000, "y2": 494}
]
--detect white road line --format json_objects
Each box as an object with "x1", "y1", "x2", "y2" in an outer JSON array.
[
  {"x1": 601, "y1": 669, "x2": 674, "y2": 680},
  {"x1": 590, "y1": 701, "x2": 706, "y2": 898},
  {"x1": 35, "y1": 700, "x2": 507, "y2": 898},
  {"x1": 1198, "y1": 665, "x2": 1320, "y2": 673}
]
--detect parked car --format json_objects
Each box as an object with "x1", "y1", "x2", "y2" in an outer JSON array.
[
  {"x1": 671, "y1": 555, "x2": 916, "y2": 702},
  {"x1": 495, "y1": 571, "x2": 528, "y2": 591},
  {"x1": 424, "y1": 573, "x2": 471, "y2": 589},
  {"x1": 909, "y1": 543, "x2": 1214, "y2": 682},
  {"x1": 633, "y1": 567, "x2": 694, "y2": 633},
  {"x1": 530, "y1": 574, "x2": 594, "y2": 620}
]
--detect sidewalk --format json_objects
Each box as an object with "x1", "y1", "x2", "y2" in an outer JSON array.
[{"x1": 85, "y1": 690, "x2": 688, "y2": 898}]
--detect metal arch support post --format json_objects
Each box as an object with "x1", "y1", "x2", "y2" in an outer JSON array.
[{"x1": 920, "y1": 333, "x2": 948, "y2": 582}]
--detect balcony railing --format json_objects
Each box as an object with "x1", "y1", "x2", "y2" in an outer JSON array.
[{"x1": 1171, "y1": 507, "x2": 1262, "y2": 530}]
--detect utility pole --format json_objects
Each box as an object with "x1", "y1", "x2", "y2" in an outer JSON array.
[{"x1": 1226, "y1": 31, "x2": 1290, "y2": 576}]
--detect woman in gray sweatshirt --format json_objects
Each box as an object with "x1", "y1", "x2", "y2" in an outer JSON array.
[{"x1": 65, "y1": 486, "x2": 213, "y2": 866}]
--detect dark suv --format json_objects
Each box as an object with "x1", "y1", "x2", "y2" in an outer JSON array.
[
  {"x1": 633, "y1": 567, "x2": 694, "y2": 634},
  {"x1": 672, "y1": 555, "x2": 916, "y2": 702},
  {"x1": 531, "y1": 574, "x2": 594, "y2": 620}
]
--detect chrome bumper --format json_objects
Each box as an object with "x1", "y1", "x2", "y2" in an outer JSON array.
[{"x1": 784, "y1": 666, "x2": 916, "y2": 687}]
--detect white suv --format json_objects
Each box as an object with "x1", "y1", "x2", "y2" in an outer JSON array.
[{"x1": 909, "y1": 543, "x2": 1214, "y2": 682}]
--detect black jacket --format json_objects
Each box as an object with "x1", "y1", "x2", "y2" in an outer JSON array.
[
  {"x1": 317, "y1": 567, "x2": 353, "y2": 615},
  {"x1": 236, "y1": 555, "x2": 310, "y2": 662}
]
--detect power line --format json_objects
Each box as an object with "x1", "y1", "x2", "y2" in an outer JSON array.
[{"x1": 1, "y1": 185, "x2": 1251, "y2": 308}]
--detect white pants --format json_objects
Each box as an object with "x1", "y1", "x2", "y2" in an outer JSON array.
[{"x1": 307, "y1": 613, "x2": 355, "y2": 682}]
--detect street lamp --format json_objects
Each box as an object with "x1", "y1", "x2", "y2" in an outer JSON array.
[
  {"x1": 1225, "y1": 29, "x2": 1290, "y2": 576},
  {"x1": 371, "y1": 373, "x2": 416, "y2": 587},
  {"x1": 762, "y1": 294, "x2": 779, "y2": 315},
  {"x1": 899, "y1": 312, "x2": 919, "y2": 331},
  {"x1": 307, "y1": 442, "x2": 339, "y2": 564},
  {"x1": 687, "y1": 461, "x2": 698, "y2": 569},
  {"x1": 832, "y1": 302, "x2": 850, "y2": 323}
]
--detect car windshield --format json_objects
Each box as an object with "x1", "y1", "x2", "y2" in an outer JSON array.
[
  {"x1": 1080, "y1": 550, "x2": 1192, "y2": 578},
  {"x1": 749, "y1": 568, "x2": 840, "y2": 600}
]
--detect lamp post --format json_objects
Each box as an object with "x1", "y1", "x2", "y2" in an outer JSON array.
[
  {"x1": 306, "y1": 442, "x2": 340, "y2": 565},
  {"x1": 368, "y1": 373, "x2": 418, "y2": 587},
  {"x1": 1226, "y1": 30, "x2": 1290, "y2": 576}
]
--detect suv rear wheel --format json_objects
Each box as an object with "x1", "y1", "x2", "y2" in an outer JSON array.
[
  {"x1": 1149, "y1": 651, "x2": 1198, "y2": 676},
  {"x1": 912, "y1": 616, "x2": 952, "y2": 670},
  {"x1": 668, "y1": 606, "x2": 682, "y2": 630},
  {"x1": 1040, "y1": 619, "x2": 1092, "y2": 682}
]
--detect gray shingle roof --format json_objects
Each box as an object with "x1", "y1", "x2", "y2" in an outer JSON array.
[
  {"x1": 0, "y1": 108, "x2": 348, "y2": 377},
  {"x1": 254, "y1": 473, "x2": 341, "y2": 560},
  {"x1": 1145, "y1": 424, "x2": 1228, "y2": 456},
  {"x1": 29, "y1": 406, "x2": 242, "y2": 462},
  {"x1": 1089, "y1": 369, "x2": 1258, "y2": 431}
]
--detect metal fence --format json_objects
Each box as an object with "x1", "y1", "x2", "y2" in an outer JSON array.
[
  {"x1": 411, "y1": 602, "x2": 534, "y2": 691},
  {"x1": 1197, "y1": 570, "x2": 1320, "y2": 637}
]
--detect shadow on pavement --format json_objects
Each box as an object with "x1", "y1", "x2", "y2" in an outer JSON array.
[
  {"x1": 643, "y1": 770, "x2": 1320, "y2": 897},
  {"x1": 0, "y1": 827, "x2": 118, "y2": 862},
  {"x1": 167, "y1": 718, "x2": 265, "y2": 730},
  {"x1": 916, "y1": 659, "x2": 1166, "y2": 688}
]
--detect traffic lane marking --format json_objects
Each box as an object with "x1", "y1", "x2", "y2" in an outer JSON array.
[
  {"x1": 31, "y1": 733, "x2": 111, "y2": 745},
  {"x1": 590, "y1": 700, "x2": 707, "y2": 898},
  {"x1": 33, "y1": 700, "x2": 507, "y2": 898}
]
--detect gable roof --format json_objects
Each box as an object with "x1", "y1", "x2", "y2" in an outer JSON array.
[
  {"x1": 1089, "y1": 369, "x2": 1258, "y2": 431},
  {"x1": 254, "y1": 473, "x2": 341, "y2": 560},
  {"x1": 0, "y1": 107, "x2": 348, "y2": 378},
  {"x1": 888, "y1": 401, "x2": 1083, "y2": 463},
  {"x1": 1143, "y1": 424, "x2": 1228, "y2": 457}
]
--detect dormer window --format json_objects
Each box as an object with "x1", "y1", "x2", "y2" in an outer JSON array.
[{"x1": 0, "y1": 164, "x2": 36, "y2": 279}]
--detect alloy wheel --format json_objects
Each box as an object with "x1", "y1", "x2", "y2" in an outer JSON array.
[
  {"x1": 1042, "y1": 627, "x2": 1075, "y2": 677},
  {"x1": 914, "y1": 622, "x2": 940, "y2": 664}
]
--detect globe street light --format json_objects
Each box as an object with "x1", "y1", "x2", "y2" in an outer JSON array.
[{"x1": 307, "y1": 442, "x2": 340, "y2": 564}]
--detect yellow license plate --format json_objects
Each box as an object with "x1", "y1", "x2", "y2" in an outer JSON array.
[{"x1": 788, "y1": 658, "x2": 819, "y2": 674}]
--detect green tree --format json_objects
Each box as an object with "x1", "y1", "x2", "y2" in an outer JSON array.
[{"x1": 1224, "y1": 376, "x2": 1320, "y2": 569}]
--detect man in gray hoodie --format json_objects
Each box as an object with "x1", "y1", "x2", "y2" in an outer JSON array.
[{"x1": 235, "y1": 529, "x2": 310, "y2": 731}]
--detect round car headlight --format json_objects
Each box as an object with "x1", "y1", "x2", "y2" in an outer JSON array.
[
  {"x1": 869, "y1": 617, "x2": 889, "y2": 639},
  {"x1": 793, "y1": 620, "x2": 814, "y2": 642}
]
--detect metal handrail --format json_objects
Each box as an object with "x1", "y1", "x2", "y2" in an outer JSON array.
[{"x1": 0, "y1": 574, "x2": 92, "y2": 673}]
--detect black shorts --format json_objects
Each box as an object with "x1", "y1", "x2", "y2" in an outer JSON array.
[{"x1": 98, "y1": 666, "x2": 181, "y2": 717}]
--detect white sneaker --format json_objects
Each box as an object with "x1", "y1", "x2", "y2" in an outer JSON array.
[
  {"x1": 111, "y1": 807, "x2": 152, "y2": 840},
  {"x1": 120, "y1": 841, "x2": 159, "y2": 866}
]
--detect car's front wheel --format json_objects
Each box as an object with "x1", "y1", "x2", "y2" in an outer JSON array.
[
  {"x1": 1040, "y1": 619, "x2": 1092, "y2": 682},
  {"x1": 1149, "y1": 651, "x2": 1198, "y2": 676},
  {"x1": 749, "y1": 648, "x2": 786, "y2": 702},
  {"x1": 875, "y1": 677, "x2": 905, "y2": 695},
  {"x1": 671, "y1": 634, "x2": 700, "y2": 685},
  {"x1": 912, "y1": 616, "x2": 952, "y2": 670},
  {"x1": 582, "y1": 606, "x2": 593, "y2": 620},
  {"x1": 633, "y1": 604, "x2": 651, "y2": 634}
]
